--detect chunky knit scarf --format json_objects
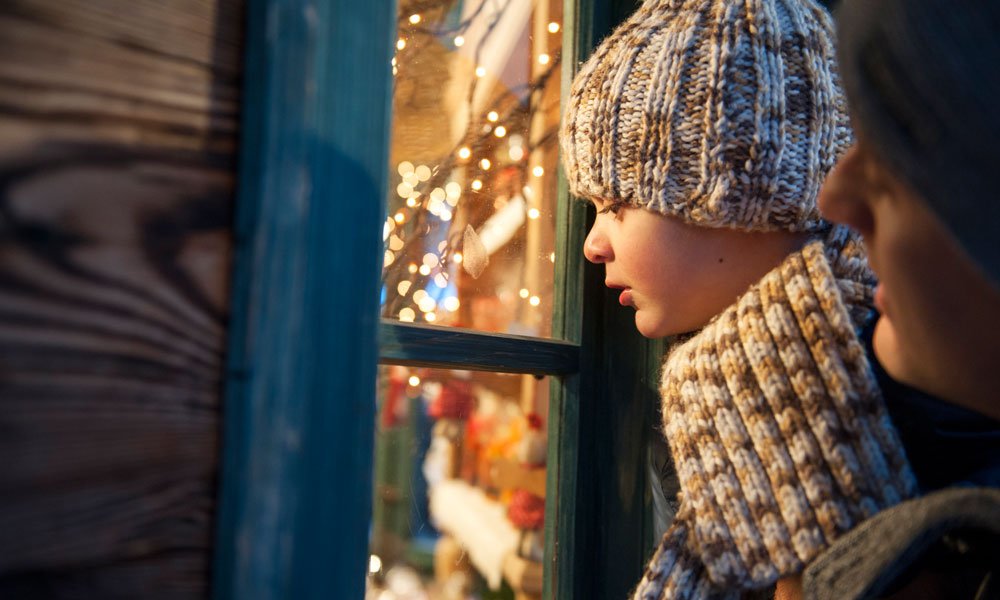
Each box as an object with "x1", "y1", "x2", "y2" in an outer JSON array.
[{"x1": 633, "y1": 228, "x2": 918, "y2": 599}]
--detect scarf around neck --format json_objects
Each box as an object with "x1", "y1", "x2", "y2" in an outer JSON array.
[{"x1": 633, "y1": 226, "x2": 918, "y2": 600}]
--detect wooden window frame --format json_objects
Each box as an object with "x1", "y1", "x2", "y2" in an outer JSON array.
[{"x1": 213, "y1": 1, "x2": 664, "y2": 599}]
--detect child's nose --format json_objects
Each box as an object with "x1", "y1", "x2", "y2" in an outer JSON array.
[{"x1": 584, "y1": 225, "x2": 612, "y2": 263}]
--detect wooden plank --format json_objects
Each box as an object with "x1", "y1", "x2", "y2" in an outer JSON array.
[
  {"x1": 0, "y1": 153, "x2": 235, "y2": 598},
  {"x1": 379, "y1": 321, "x2": 579, "y2": 375},
  {"x1": 0, "y1": 0, "x2": 242, "y2": 157},
  {"x1": 211, "y1": 0, "x2": 396, "y2": 598},
  {"x1": 0, "y1": 0, "x2": 242, "y2": 597}
]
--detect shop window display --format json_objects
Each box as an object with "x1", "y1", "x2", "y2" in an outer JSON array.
[
  {"x1": 380, "y1": 0, "x2": 563, "y2": 339},
  {"x1": 368, "y1": 366, "x2": 549, "y2": 600},
  {"x1": 372, "y1": 1, "x2": 562, "y2": 596}
]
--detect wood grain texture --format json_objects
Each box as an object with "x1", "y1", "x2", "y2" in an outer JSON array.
[{"x1": 0, "y1": 0, "x2": 242, "y2": 597}]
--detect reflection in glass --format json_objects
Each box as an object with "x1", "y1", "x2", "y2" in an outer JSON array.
[
  {"x1": 381, "y1": 0, "x2": 563, "y2": 338},
  {"x1": 367, "y1": 366, "x2": 549, "y2": 599}
]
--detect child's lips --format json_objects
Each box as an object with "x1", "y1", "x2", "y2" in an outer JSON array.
[
  {"x1": 606, "y1": 281, "x2": 633, "y2": 306},
  {"x1": 619, "y1": 288, "x2": 633, "y2": 307}
]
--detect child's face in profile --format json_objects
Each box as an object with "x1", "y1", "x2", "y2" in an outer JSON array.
[{"x1": 583, "y1": 198, "x2": 808, "y2": 338}]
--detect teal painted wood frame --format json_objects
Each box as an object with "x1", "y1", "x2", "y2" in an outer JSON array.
[
  {"x1": 545, "y1": 0, "x2": 665, "y2": 598},
  {"x1": 380, "y1": 322, "x2": 580, "y2": 375},
  {"x1": 213, "y1": 0, "x2": 396, "y2": 598}
]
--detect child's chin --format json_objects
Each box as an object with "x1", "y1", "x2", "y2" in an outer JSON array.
[
  {"x1": 635, "y1": 313, "x2": 671, "y2": 339},
  {"x1": 636, "y1": 311, "x2": 705, "y2": 339}
]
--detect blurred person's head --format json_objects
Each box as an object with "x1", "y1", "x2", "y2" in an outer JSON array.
[{"x1": 820, "y1": 0, "x2": 1000, "y2": 416}]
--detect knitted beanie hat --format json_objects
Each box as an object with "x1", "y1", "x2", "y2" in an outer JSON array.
[
  {"x1": 836, "y1": 0, "x2": 1000, "y2": 283},
  {"x1": 560, "y1": 0, "x2": 852, "y2": 233}
]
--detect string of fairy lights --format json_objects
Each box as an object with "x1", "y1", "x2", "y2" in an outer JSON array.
[{"x1": 381, "y1": 0, "x2": 562, "y2": 329}]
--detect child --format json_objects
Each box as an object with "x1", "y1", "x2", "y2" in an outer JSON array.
[{"x1": 560, "y1": 0, "x2": 918, "y2": 597}]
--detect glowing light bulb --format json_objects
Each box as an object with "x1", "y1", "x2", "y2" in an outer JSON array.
[
  {"x1": 508, "y1": 145, "x2": 525, "y2": 161},
  {"x1": 397, "y1": 38, "x2": 406, "y2": 50},
  {"x1": 399, "y1": 308, "x2": 416, "y2": 322},
  {"x1": 548, "y1": 22, "x2": 560, "y2": 33},
  {"x1": 406, "y1": 197, "x2": 418, "y2": 208},
  {"x1": 475, "y1": 66, "x2": 486, "y2": 78},
  {"x1": 494, "y1": 125, "x2": 507, "y2": 138},
  {"x1": 532, "y1": 166, "x2": 545, "y2": 177},
  {"x1": 454, "y1": 36, "x2": 465, "y2": 47},
  {"x1": 530, "y1": 296, "x2": 541, "y2": 306},
  {"x1": 538, "y1": 53, "x2": 550, "y2": 65},
  {"x1": 419, "y1": 264, "x2": 431, "y2": 276},
  {"x1": 409, "y1": 14, "x2": 421, "y2": 24},
  {"x1": 458, "y1": 147, "x2": 472, "y2": 160},
  {"x1": 453, "y1": 252, "x2": 463, "y2": 264},
  {"x1": 408, "y1": 375, "x2": 421, "y2": 386},
  {"x1": 479, "y1": 158, "x2": 491, "y2": 170},
  {"x1": 418, "y1": 296, "x2": 437, "y2": 312},
  {"x1": 519, "y1": 288, "x2": 530, "y2": 299},
  {"x1": 397, "y1": 281, "x2": 412, "y2": 296},
  {"x1": 424, "y1": 312, "x2": 437, "y2": 322},
  {"x1": 394, "y1": 212, "x2": 405, "y2": 224},
  {"x1": 415, "y1": 165, "x2": 432, "y2": 181},
  {"x1": 487, "y1": 111, "x2": 499, "y2": 122},
  {"x1": 528, "y1": 207, "x2": 541, "y2": 219},
  {"x1": 397, "y1": 161, "x2": 414, "y2": 176},
  {"x1": 408, "y1": 263, "x2": 418, "y2": 274},
  {"x1": 384, "y1": 250, "x2": 395, "y2": 267},
  {"x1": 471, "y1": 179, "x2": 483, "y2": 191},
  {"x1": 370, "y1": 555, "x2": 383, "y2": 574},
  {"x1": 443, "y1": 296, "x2": 460, "y2": 312}
]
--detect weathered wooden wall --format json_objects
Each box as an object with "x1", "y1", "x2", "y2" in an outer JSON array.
[{"x1": 0, "y1": 1, "x2": 243, "y2": 597}]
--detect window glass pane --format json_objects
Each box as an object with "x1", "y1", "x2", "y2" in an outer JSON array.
[
  {"x1": 368, "y1": 365, "x2": 549, "y2": 599},
  {"x1": 381, "y1": 0, "x2": 563, "y2": 339}
]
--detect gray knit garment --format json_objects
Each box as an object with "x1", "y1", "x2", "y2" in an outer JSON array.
[
  {"x1": 560, "y1": 0, "x2": 851, "y2": 232},
  {"x1": 633, "y1": 229, "x2": 919, "y2": 599}
]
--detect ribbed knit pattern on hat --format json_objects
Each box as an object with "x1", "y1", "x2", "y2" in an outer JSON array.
[
  {"x1": 632, "y1": 227, "x2": 918, "y2": 598},
  {"x1": 560, "y1": 0, "x2": 851, "y2": 232}
]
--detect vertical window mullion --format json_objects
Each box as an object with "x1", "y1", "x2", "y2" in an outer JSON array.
[
  {"x1": 213, "y1": 1, "x2": 396, "y2": 599},
  {"x1": 546, "y1": 1, "x2": 662, "y2": 599}
]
